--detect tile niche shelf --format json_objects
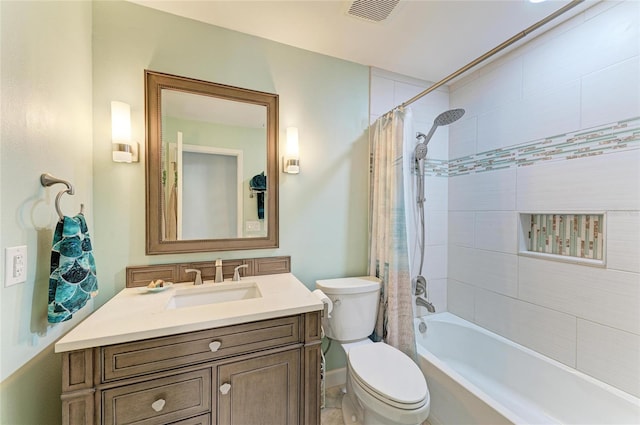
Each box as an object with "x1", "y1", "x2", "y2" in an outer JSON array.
[{"x1": 518, "y1": 212, "x2": 606, "y2": 267}]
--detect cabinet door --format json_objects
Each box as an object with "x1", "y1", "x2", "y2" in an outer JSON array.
[{"x1": 217, "y1": 350, "x2": 300, "y2": 425}]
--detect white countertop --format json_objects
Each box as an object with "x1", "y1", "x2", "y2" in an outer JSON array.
[{"x1": 55, "y1": 273, "x2": 323, "y2": 353}]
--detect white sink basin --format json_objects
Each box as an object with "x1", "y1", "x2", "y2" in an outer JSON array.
[{"x1": 166, "y1": 282, "x2": 261, "y2": 309}]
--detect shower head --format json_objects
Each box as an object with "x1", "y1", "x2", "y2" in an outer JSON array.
[
  {"x1": 434, "y1": 108, "x2": 465, "y2": 126},
  {"x1": 418, "y1": 108, "x2": 467, "y2": 149},
  {"x1": 414, "y1": 134, "x2": 429, "y2": 160}
]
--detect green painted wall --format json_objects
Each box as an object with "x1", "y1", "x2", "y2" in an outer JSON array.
[
  {"x1": 91, "y1": 2, "x2": 370, "y2": 306},
  {"x1": 0, "y1": 1, "x2": 93, "y2": 424},
  {"x1": 1, "y1": 1, "x2": 368, "y2": 422}
]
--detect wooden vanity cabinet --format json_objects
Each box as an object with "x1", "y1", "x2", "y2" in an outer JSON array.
[{"x1": 61, "y1": 311, "x2": 322, "y2": 425}]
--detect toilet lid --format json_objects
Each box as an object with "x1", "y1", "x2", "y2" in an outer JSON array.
[
  {"x1": 348, "y1": 343, "x2": 427, "y2": 406},
  {"x1": 316, "y1": 276, "x2": 380, "y2": 295}
]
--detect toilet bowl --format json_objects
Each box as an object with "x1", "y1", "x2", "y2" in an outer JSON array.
[
  {"x1": 343, "y1": 341, "x2": 430, "y2": 425},
  {"x1": 316, "y1": 277, "x2": 430, "y2": 425}
]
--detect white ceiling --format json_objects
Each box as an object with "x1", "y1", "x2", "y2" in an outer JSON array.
[{"x1": 132, "y1": 0, "x2": 594, "y2": 85}]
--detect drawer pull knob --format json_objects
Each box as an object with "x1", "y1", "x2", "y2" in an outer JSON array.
[
  {"x1": 151, "y1": 399, "x2": 166, "y2": 412},
  {"x1": 209, "y1": 341, "x2": 222, "y2": 352},
  {"x1": 219, "y1": 383, "x2": 231, "y2": 395}
]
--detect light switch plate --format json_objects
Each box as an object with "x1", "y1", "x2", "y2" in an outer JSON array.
[
  {"x1": 246, "y1": 221, "x2": 261, "y2": 232},
  {"x1": 5, "y1": 245, "x2": 27, "y2": 287}
]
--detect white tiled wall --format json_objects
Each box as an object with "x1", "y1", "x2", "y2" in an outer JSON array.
[
  {"x1": 371, "y1": 0, "x2": 640, "y2": 396},
  {"x1": 447, "y1": 0, "x2": 640, "y2": 398},
  {"x1": 369, "y1": 0, "x2": 639, "y2": 398},
  {"x1": 474, "y1": 288, "x2": 578, "y2": 367},
  {"x1": 449, "y1": 245, "x2": 518, "y2": 297},
  {"x1": 446, "y1": 279, "x2": 475, "y2": 322},
  {"x1": 577, "y1": 320, "x2": 640, "y2": 398},
  {"x1": 450, "y1": 1, "x2": 640, "y2": 153},
  {"x1": 518, "y1": 257, "x2": 640, "y2": 335},
  {"x1": 474, "y1": 212, "x2": 518, "y2": 254},
  {"x1": 607, "y1": 212, "x2": 640, "y2": 274},
  {"x1": 581, "y1": 56, "x2": 640, "y2": 128},
  {"x1": 516, "y1": 149, "x2": 640, "y2": 211},
  {"x1": 449, "y1": 169, "x2": 516, "y2": 211}
]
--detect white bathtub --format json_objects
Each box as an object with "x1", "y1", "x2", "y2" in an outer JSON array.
[{"x1": 415, "y1": 312, "x2": 640, "y2": 425}]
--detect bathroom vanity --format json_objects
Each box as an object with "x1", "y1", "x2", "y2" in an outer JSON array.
[{"x1": 56, "y1": 272, "x2": 323, "y2": 425}]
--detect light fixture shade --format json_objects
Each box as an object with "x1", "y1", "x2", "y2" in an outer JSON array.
[
  {"x1": 111, "y1": 101, "x2": 138, "y2": 163},
  {"x1": 284, "y1": 127, "x2": 300, "y2": 174},
  {"x1": 111, "y1": 101, "x2": 131, "y2": 142}
]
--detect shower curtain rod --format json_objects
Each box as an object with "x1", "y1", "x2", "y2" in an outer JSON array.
[{"x1": 397, "y1": 0, "x2": 585, "y2": 110}]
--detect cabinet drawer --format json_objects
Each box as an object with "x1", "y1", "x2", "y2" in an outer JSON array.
[
  {"x1": 102, "y1": 369, "x2": 211, "y2": 425},
  {"x1": 102, "y1": 316, "x2": 300, "y2": 381},
  {"x1": 170, "y1": 413, "x2": 210, "y2": 425}
]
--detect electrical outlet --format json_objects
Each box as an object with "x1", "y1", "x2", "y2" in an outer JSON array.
[{"x1": 5, "y1": 245, "x2": 27, "y2": 287}]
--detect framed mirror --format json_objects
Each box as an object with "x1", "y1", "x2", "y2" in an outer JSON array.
[{"x1": 145, "y1": 70, "x2": 279, "y2": 254}]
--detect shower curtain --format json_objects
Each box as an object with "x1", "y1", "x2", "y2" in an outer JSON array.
[{"x1": 369, "y1": 107, "x2": 417, "y2": 360}]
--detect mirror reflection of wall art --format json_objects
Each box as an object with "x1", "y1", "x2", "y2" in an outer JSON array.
[{"x1": 145, "y1": 70, "x2": 279, "y2": 254}]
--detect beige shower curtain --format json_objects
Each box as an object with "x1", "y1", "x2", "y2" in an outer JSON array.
[
  {"x1": 369, "y1": 107, "x2": 417, "y2": 360},
  {"x1": 165, "y1": 180, "x2": 177, "y2": 240}
]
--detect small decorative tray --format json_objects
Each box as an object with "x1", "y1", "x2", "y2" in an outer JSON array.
[{"x1": 137, "y1": 282, "x2": 173, "y2": 293}]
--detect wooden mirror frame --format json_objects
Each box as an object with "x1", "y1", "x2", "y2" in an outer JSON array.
[{"x1": 145, "y1": 70, "x2": 279, "y2": 254}]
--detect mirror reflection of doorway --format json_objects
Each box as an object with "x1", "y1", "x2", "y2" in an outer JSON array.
[{"x1": 179, "y1": 145, "x2": 243, "y2": 239}]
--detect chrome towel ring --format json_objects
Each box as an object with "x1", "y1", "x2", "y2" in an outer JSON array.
[{"x1": 40, "y1": 173, "x2": 84, "y2": 220}]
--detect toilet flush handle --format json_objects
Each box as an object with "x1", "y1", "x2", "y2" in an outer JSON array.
[{"x1": 333, "y1": 298, "x2": 341, "y2": 307}]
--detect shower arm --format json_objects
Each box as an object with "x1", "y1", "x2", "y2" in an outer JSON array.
[
  {"x1": 420, "y1": 124, "x2": 438, "y2": 147},
  {"x1": 394, "y1": 0, "x2": 585, "y2": 111}
]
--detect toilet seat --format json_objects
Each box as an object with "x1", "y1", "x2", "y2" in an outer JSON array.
[{"x1": 347, "y1": 342, "x2": 428, "y2": 410}]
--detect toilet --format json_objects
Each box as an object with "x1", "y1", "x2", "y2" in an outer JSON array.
[{"x1": 316, "y1": 277, "x2": 430, "y2": 425}]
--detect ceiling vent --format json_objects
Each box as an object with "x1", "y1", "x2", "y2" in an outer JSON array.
[{"x1": 346, "y1": 0, "x2": 401, "y2": 23}]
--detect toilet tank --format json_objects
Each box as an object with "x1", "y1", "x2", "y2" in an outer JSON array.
[{"x1": 315, "y1": 276, "x2": 381, "y2": 342}]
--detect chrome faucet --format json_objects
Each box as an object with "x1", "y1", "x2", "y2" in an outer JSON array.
[
  {"x1": 232, "y1": 264, "x2": 249, "y2": 281},
  {"x1": 414, "y1": 275, "x2": 427, "y2": 296},
  {"x1": 416, "y1": 296, "x2": 436, "y2": 313},
  {"x1": 214, "y1": 259, "x2": 224, "y2": 283},
  {"x1": 185, "y1": 268, "x2": 202, "y2": 285}
]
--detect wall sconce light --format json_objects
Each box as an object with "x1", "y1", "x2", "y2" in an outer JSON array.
[
  {"x1": 111, "y1": 101, "x2": 139, "y2": 163},
  {"x1": 283, "y1": 127, "x2": 300, "y2": 174}
]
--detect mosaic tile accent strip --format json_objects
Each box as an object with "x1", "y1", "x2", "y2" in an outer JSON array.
[
  {"x1": 423, "y1": 117, "x2": 640, "y2": 177},
  {"x1": 422, "y1": 159, "x2": 448, "y2": 177},
  {"x1": 527, "y1": 214, "x2": 603, "y2": 260}
]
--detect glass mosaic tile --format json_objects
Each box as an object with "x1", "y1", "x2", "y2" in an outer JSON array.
[
  {"x1": 527, "y1": 214, "x2": 604, "y2": 260},
  {"x1": 424, "y1": 117, "x2": 640, "y2": 176}
]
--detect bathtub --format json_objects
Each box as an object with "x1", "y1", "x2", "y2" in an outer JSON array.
[{"x1": 415, "y1": 312, "x2": 640, "y2": 425}]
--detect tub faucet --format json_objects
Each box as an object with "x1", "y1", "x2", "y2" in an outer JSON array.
[
  {"x1": 185, "y1": 268, "x2": 202, "y2": 285},
  {"x1": 416, "y1": 296, "x2": 436, "y2": 313},
  {"x1": 214, "y1": 259, "x2": 224, "y2": 283}
]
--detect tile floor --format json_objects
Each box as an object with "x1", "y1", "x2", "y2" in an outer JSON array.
[{"x1": 321, "y1": 385, "x2": 346, "y2": 425}]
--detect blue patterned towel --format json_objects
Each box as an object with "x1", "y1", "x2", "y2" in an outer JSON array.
[
  {"x1": 48, "y1": 214, "x2": 98, "y2": 323},
  {"x1": 250, "y1": 172, "x2": 267, "y2": 220}
]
